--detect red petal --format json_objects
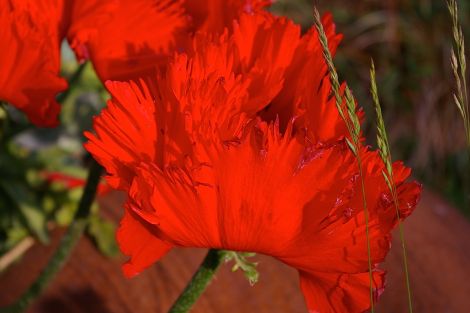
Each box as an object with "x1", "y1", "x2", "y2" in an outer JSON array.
[
  {"x1": 299, "y1": 270, "x2": 385, "y2": 313},
  {"x1": 117, "y1": 207, "x2": 172, "y2": 278},
  {"x1": 280, "y1": 149, "x2": 420, "y2": 272},
  {"x1": 0, "y1": 1, "x2": 67, "y2": 127},
  {"x1": 184, "y1": 0, "x2": 271, "y2": 34},
  {"x1": 232, "y1": 13, "x2": 300, "y2": 113},
  {"x1": 65, "y1": 0, "x2": 119, "y2": 61},
  {"x1": 85, "y1": 79, "x2": 192, "y2": 190},
  {"x1": 186, "y1": 12, "x2": 301, "y2": 117},
  {"x1": 264, "y1": 13, "x2": 345, "y2": 139},
  {"x1": 85, "y1": 80, "x2": 160, "y2": 190},
  {"x1": 84, "y1": 0, "x2": 187, "y2": 81}
]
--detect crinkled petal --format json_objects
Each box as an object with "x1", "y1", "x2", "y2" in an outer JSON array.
[
  {"x1": 299, "y1": 270, "x2": 385, "y2": 313},
  {"x1": 85, "y1": 80, "x2": 160, "y2": 189},
  {"x1": 0, "y1": 1, "x2": 67, "y2": 127},
  {"x1": 264, "y1": 13, "x2": 345, "y2": 140},
  {"x1": 64, "y1": 0, "x2": 119, "y2": 60},
  {"x1": 232, "y1": 13, "x2": 300, "y2": 113},
  {"x1": 184, "y1": 0, "x2": 271, "y2": 34},
  {"x1": 279, "y1": 150, "x2": 421, "y2": 273},
  {"x1": 117, "y1": 207, "x2": 173, "y2": 278},
  {"x1": 85, "y1": 0, "x2": 187, "y2": 81}
]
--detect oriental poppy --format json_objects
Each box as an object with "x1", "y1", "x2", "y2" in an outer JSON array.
[
  {"x1": 0, "y1": 0, "x2": 262, "y2": 126},
  {"x1": 85, "y1": 11, "x2": 421, "y2": 313}
]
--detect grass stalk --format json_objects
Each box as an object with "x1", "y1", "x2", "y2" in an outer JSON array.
[
  {"x1": 313, "y1": 7, "x2": 375, "y2": 312},
  {"x1": 447, "y1": 0, "x2": 470, "y2": 147},
  {"x1": 370, "y1": 60, "x2": 414, "y2": 313}
]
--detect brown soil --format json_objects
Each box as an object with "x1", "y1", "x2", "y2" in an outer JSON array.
[{"x1": 0, "y1": 189, "x2": 469, "y2": 313}]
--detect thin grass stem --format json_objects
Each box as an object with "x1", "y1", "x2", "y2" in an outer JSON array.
[
  {"x1": 313, "y1": 7, "x2": 375, "y2": 311},
  {"x1": 370, "y1": 60, "x2": 413, "y2": 313},
  {"x1": 447, "y1": 0, "x2": 470, "y2": 147}
]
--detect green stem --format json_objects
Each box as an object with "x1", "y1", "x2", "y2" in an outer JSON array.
[
  {"x1": 0, "y1": 160, "x2": 102, "y2": 313},
  {"x1": 56, "y1": 62, "x2": 87, "y2": 104},
  {"x1": 168, "y1": 249, "x2": 224, "y2": 313}
]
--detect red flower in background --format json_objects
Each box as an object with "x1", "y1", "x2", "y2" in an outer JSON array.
[
  {"x1": 0, "y1": 0, "x2": 266, "y2": 126},
  {"x1": 85, "y1": 11, "x2": 421, "y2": 313},
  {"x1": 43, "y1": 171, "x2": 111, "y2": 195}
]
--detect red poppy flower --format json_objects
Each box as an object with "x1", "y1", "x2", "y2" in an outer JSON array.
[
  {"x1": 85, "y1": 12, "x2": 421, "y2": 313},
  {"x1": 43, "y1": 171, "x2": 111, "y2": 195},
  {"x1": 0, "y1": 0, "x2": 115, "y2": 127}
]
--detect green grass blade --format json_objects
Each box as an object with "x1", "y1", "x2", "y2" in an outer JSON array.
[
  {"x1": 370, "y1": 60, "x2": 414, "y2": 313},
  {"x1": 313, "y1": 7, "x2": 375, "y2": 312},
  {"x1": 447, "y1": 0, "x2": 470, "y2": 147}
]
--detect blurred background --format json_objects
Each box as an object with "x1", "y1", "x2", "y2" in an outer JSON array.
[{"x1": 0, "y1": 0, "x2": 469, "y2": 312}]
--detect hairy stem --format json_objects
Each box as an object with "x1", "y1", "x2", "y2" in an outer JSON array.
[{"x1": 168, "y1": 249, "x2": 225, "y2": 313}]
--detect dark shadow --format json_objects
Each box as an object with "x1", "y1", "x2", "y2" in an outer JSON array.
[{"x1": 36, "y1": 288, "x2": 112, "y2": 313}]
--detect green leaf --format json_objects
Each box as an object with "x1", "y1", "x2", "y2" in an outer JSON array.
[
  {"x1": 87, "y1": 213, "x2": 119, "y2": 257},
  {"x1": 4, "y1": 226, "x2": 28, "y2": 250},
  {"x1": 54, "y1": 203, "x2": 77, "y2": 226},
  {"x1": 0, "y1": 181, "x2": 48, "y2": 243}
]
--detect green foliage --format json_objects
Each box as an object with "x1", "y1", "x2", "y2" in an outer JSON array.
[
  {"x1": 0, "y1": 46, "x2": 113, "y2": 261},
  {"x1": 88, "y1": 208, "x2": 119, "y2": 257}
]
